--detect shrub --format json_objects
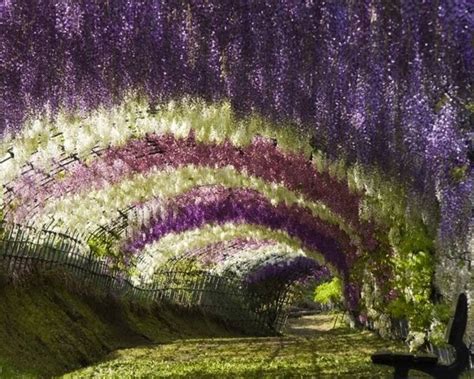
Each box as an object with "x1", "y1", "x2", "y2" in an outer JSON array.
[{"x1": 314, "y1": 277, "x2": 343, "y2": 307}]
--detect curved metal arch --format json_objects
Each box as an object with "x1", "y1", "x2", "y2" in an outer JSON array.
[
  {"x1": 0, "y1": 139, "x2": 365, "y2": 287},
  {"x1": 31, "y1": 183, "x2": 350, "y2": 289},
  {"x1": 1, "y1": 129, "x2": 165, "y2": 221}
]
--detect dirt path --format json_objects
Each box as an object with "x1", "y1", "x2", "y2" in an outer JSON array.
[{"x1": 283, "y1": 313, "x2": 342, "y2": 336}]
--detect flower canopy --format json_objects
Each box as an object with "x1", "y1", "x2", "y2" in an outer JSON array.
[{"x1": 0, "y1": 0, "x2": 472, "y2": 344}]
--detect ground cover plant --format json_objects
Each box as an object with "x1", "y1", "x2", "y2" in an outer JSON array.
[{"x1": 64, "y1": 314, "x2": 410, "y2": 378}]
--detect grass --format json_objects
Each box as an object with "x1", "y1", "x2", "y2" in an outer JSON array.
[
  {"x1": 0, "y1": 269, "x2": 240, "y2": 378},
  {"x1": 2, "y1": 269, "x2": 469, "y2": 378},
  {"x1": 64, "y1": 314, "x2": 410, "y2": 378}
]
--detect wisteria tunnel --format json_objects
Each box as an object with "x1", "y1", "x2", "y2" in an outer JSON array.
[{"x1": 0, "y1": 1, "x2": 473, "y2": 374}]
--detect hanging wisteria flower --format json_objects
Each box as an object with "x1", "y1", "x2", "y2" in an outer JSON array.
[
  {"x1": 125, "y1": 186, "x2": 355, "y2": 272},
  {"x1": 133, "y1": 222, "x2": 331, "y2": 284},
  {"x1": 1, "y1": 0, "x2": 472, "y2": 346},
  {"x1": 244, "y1": 256, "x2": 331, "y2": 287}
]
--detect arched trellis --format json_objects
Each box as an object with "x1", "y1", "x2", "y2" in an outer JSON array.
[
  {"x1": 147, "y1": 244, "x2": 331, "y2": 332},
  {"x1": 11, "y1": 166, "x2": 347, "y2": 305},
  {"x1": 45, "y1": 198, "x2": 334, "y2": 280},
  {"x1": 0, "y1": 0, "x2": 471, "y2": 349},
  {"x1": 0, "y1": 124, "x2": 376, "y2": 235},
  {"x1": 79, "y1": 193, "x2": 357, "y2": 308},
  {"x1": 143, "y1": 238, "x2": 332, "y2": 286},
  {"x1": 0, "y1": 122, "x2": 381, "y2": 291},
  {"x1": 3, "y1": 132, "x2": 367, "y2": 237},
  {"x1": 0, "y1": 131, "x2": 376, "y2": 269},
  {"x1": 81, "y1": 208, "x2": 339, "y2": 333},
  {"x1": 0, "y1": 97, "x2": 451, "y2": 343}
]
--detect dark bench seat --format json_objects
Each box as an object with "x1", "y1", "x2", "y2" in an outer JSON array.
[
  {"x1": 372, "y1": 351, "x2": 439, "y2": 365},
  {"x1": 371, "y1": 293, "x2": 470, "y2": 378}
]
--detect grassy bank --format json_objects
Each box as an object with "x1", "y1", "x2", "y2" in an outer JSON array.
[{"x1": 0, "y1": 270, "x2": 240, "y2": 378}]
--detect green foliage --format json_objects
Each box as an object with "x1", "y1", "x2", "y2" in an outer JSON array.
[
  {"x1": 87, "y1": 237, "x2": 109, "y2": 257},
  {"x1": 393, "y1": 251, "x2": 434, "y2": 305},
  {"x1": 386, "y1": 249, "x2": 452, "y2": 348},
  {"x1": 292, "y1": 281, "x2": 320, "y2": 308},
  {"x1": 428, "y1": 304, "x2": 451, "y2": 347},
  {"x1": 87, "y1": 236, "x2": 133, "y2": 274},
  {"x1": 347, "y1": 162, "x2": 442, "y2": 346},
  {"x1": 432, "y1": 303, "x2": 451, "y2": 324},
  {"x1": 435, "y1": 94, "x2": 450, "y2": 113},
  {"x1": 0, "y1": 360, "x2": 34, "y2": 379},
  {"x1": 314, "y1": 277, "x2": 343, "y2": 305},
  {"x1": 387, "y1": 298, "x2": 411, "y2": 319},
  {"x1": 450, "y1": 165, "x2": 468, "y2": 182},
  {"x1": 388, "y1": 250, "x2": 443, "y2": 347},
  {"x1": 464, "y1": 101, "x2": 474, "y2": 114},
  {"x1": 156, "y1": 258, "x2": 204, "y2": 274}
]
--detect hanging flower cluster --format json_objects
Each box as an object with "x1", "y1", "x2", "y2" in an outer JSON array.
[
  {"x1": 2, "y1": 0, "x2": 472, "y2": 250},
  {"x1": 125, "y1": 186, "x2": 355, "y2": 272},
  {"x1": 1, "y1": 0, "x2": 471, "y2": 345},
  {"x1": 0, "y1": 95, "x2": 456, "y2": 344},
  {"x1": 134, "y1": 222, "x2": 327, "y2": 284},
  {"x1": 211, "y1": 245, "x2": 305, "y2": 277},
  {"x1": 0, "y1": 99, "x2": 312, "y2": 183},
  {"x1": 244, "y1": 256, "x2": 330, "y2": 285},
  {"x1": 174, "y1": 238, "x2": 278, "y2": 267},
  {"x1": 245, "y1": 257, "x2": 330, "y2": 285},
  {"x1": 243, "y1": 256, "x2": 331, "y2": 287},
  {"x1": 5, "y1": 133, "x2": 365, "y2": 237},
  {"x1": 22, "y1": 165, "x2": 362, "y2": 251},
  {"x1": 0, "y1": 96, "x2": 453, "y2": 342}
]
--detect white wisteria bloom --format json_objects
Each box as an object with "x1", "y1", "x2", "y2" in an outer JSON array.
[
  {"x1": 29, "y1": 165, "x2": 360, "y2": 246},
  {"x1": 134, "y1": 222, "x2": 332, "y2": 284}
]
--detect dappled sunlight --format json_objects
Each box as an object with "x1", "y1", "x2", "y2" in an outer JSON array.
[
  {"x1": 64, "y1": 314, "x2": 407, "y2": 378},
  {"x1": 284, "y1": 314, "x2": 342, "y2": 334}
]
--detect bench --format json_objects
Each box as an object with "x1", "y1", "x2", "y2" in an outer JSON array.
[{"x1": 371, "y1": 293, "x2": 470, "y2": 378}]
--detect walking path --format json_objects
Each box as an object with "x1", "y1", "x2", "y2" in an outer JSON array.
[{"x1": 64, "y1": 314, "x2": 412, "y2": 378}]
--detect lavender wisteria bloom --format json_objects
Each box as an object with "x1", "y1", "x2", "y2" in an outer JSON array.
[
  {"x1": 2, "y1": 0, "x2": 471, "y2": 246},
  {"x1": 7, "y1": 134, "x2": 362, "y2": 228},
  {"x1": 180, "y1": 239, "x2": 278, "y2": 267},
  {"x1": 244, "y1": 256, "x2": 331, "y2": 286},
  {"x1": 426, "y1": 101, "x2": 472, "y2": 245},
  {"x1": 125, "y1": 186, "x2": 354, "y2": 273}
]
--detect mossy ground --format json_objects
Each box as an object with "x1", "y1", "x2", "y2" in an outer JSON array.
[
  {"x1": 1, "y1": 271, "x2": 469, "y2": 378},
  {"x1": 65, "y1": 314, "x2": 417, "y2": 378},
  {"x1": 0, "y1": 270, "x2": 239, "y2": 378}
]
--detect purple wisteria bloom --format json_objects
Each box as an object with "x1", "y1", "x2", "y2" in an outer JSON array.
[
  {"x1": 1, "y1": 0, "x2": 472, "y2": 245},
  {"x1": 125, "y1": 186, "x2": 356, "y2": 273},
  {"x1": 9, "y1": 134, "x2": 374, "y2": 249},
  {"x1": 244, "y1": 256, "x2": 331, "y2": 286}
]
